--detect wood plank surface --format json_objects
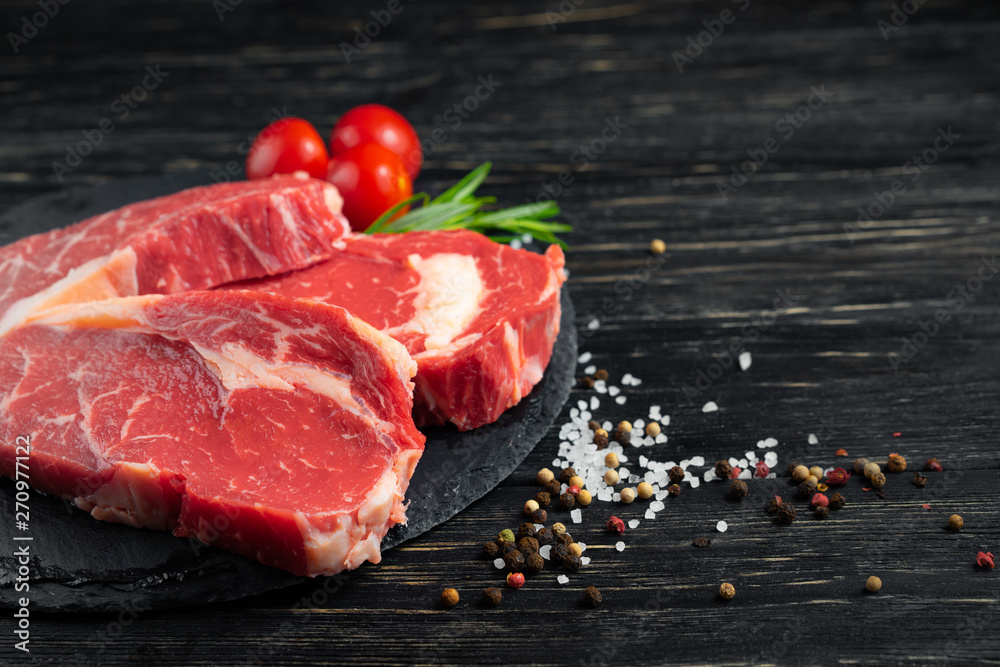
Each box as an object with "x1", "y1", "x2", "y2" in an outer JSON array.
[{"x1": 1, "y1": 0, "x2": 999, "y2": 664}]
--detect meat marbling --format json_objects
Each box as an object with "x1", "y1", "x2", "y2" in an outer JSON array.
[{"x1": 0, "y1": 290, "x2": 424, "y2": 576}]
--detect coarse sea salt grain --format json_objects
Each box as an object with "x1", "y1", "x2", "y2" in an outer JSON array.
[
  {"x1": 590, "y1": 396, "x2": 599, "y2": 410},
  {"x1": 587, "y1": 318, "x2": 600, "y2": 330},
  {"x1": 702, "y1": 401, "x2": 718, "y2": 413},
  {"x1": 628, "y1": 519, "x2": 640, "y2": 529},
  {"x1": 584, "y1": 364, "x2": 597, "y2": 375},
  {"x1": 616, "y1": 396, "x2": 627, "y2": 405},
  {"x1": 510, "y1": 238, "x2": 523, "y2": 250},
  {"x1": 644, "y1": 508, "x2": 655, "y2": 519},
  {"x1": 739, "y1": 351, "x2": 752, "y2": 371},
  {"x1": 608, "y1": 386, "x2": 620, "y2": 397},
  {"x1": 571, "y1": 508, "x2": 583, "y2": 524},
  {"x1": 595, "y1": 380, "x2": 608, "y2": 394},
  {"x1": 494, "y1": 558, "x2": 505, "y2": 569},
  {"x1": 557, "y1": 575, "x2": 570, "y2": 584},
  {"x1": 650, "y1": 500, "x2": 665, "y2": 512},
  {"x1": 578, "y1": 351, "x2": 592, "y2": 364},
  {"x1": 689, "y1": 477, "x2": 701, "y2": 488},
  {"x1": 717, "y1": 520, "x2": 728, "y2": 533},
  {"x1": 540, "y1": 545, "x2": 552, "y2": 559},
  {"x1": 615, "y1": 541, "x2": 626, "y2": 552},
  {"x1": 808, "y1": 433, "x2": 819, "y2": 445},
  {"x1": 581, "y1": 556, "x2": 591, "y2": 565}
]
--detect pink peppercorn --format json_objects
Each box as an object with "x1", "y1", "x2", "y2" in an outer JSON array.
[
  {"x1": 507, "y1": 572, "x2": 525, "y2": 588},
  {"x1": 754, "y1": 462, "x2": 770, "y2": 478},
  {"x1": 606, "y1": 516, "x2": 625, "y2": 535},
  {"x1": 811, "y1": 493, "x2": 829, "y2": 508}
]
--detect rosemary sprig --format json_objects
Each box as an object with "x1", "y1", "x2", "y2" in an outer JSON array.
[{"x1": 364, "y1": 163, "x2": 571, "y2": 248}]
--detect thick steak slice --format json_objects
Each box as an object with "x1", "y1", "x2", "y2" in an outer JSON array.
[
  {"x1": 228, "y1": 230, "x2": 567, "y2": 431},
  {"x1": 0, "y1": 174, "x2": 349, "y2": 337},
  {"x1": 0, "y1": 291, "x2": 424, "y2": 576}
]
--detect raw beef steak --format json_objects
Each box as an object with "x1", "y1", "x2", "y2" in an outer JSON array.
[
  {"x1": 0, "y1": 174, "x2": 349, "y2": 337},
  {"x1": 228, "y1": 230, "x2": 567, "y2": 430},
  {"x1": 0, "y1": 290, "x2": 424, "y2": 576}
]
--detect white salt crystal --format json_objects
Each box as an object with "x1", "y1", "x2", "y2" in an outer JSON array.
[
  {"x1": 628, "y1": 519, "x2": 640, "y2": 529},
  {"x1": 629, "y1": 475, "x2": 640, "y2": 483},
  {"x1": 571, "y1": 508, "x2": 583, "y2": 524},
  {"x1": 587, "y1": 318, "x2": 600, "y2": 330},
  {"x1": 703, "y1": 469, "x2": 717, "y2": 482},
  {"x1": 650, "y1": 500, "x2": 665, "y2": 512},
  {"x1": 590, "y1": 396, "x2": 599, "y2": 410},
  {"x1": 702, "y1": 401, "x2": 718, "y2": 413},
  {"x1": 570, "y1": 408, "x2": 579, "y2": 419},
  {"x1": 510, "y1": 238, "x2": 523, "y2": 250},
  {"x1": 557, "y1": 574, "x2": 570, "y2": 584},
  {"x1": 612, "y1": 492, "x2": 621, "y2": 502},
  {"x1": 540, "y1": 545, "x2": 552, "y2": 559},
  {"x1": 616, "y1": 396, "x2": 626, "y2": 405},
  {"x1": 622, "y1": 373, "x2": 634, "y2": 384},
  {"x1": 619, "y1": 467, "x2": 629, "y2": 478},
  {"x1": 764, "y1": 437, "x2": 778, "y2": 448},
  {"x1": 595, "y1": 381, "x2": 608, "y2": 394},
  {"x1": 584, "y1": 364, "x2": 597, "y2": 375},
  {"x1": 577, "y1": 400, "x2": 587, "y2": 411},
  {"x1": 534, "y1": 523, "x2": 544, "y2": 530},
  {"x1": 655, "y1": 434, "x2": 667, "y2": 444},
  {"x1": 581, "y1": 556, "x2": 591, "y2": 565},
  {"x1": 552, "y1": 458, "x2": 562, "y2": 467},
  {"x1": 690, "y1": 456, "x2": 705, "y2": 467},
  {"x1": 756, "y1": 439, "x2": 766, "y2": 449},
  {"x1": 765, "y1": 452, "x2": 778, "y2": 466},
  {"x1": 494, "y1": 558, "x2": 506, "y2": 569},
  {"x1": 614, "y1": 541, "x2": 626, "y2": 552},
  {"x1": 689, "y1": 477, "x2": 701, "y2": 488},
  {"x1": 578, "y1": 542, "x2": 587, "y2": 552},
  {"x1": 808, "y1": 433, "x2": 818, "y2": 444},
  {"x1": 644, "y1": 508, "x2": 655, "y2": 519},
  {"x1": 634, "y1": 419, "x2": 644, "y2": 429},
  {"x1": 608, "y1": 386, "x2": 620, "y2": 397},
  {"x1": 738, "y1": 469, "x2": 752, "y2": 480},
  {"x1": 602, "y1": 420, "x2": 613, "y2": 431},
  {"x1": 598, "y1": 490, "x2": 613, "y2": 502},
  {"x1": 738, "y1": 458, "x2": 748, "y2": 469},
  {"x1": 639, "y1": 455, "x2": 648, "y2": 467},
  {"x1": 578, "y1": 351, "x2": 592, "y2": 364},
  {"x1": 728, "y1": 457, "x2": 739, "y2": 467},
  {"x1": 745, "y1": 451, "x2": 756, "y2": 461},
  {"x1": 739, "y1": 351, "x2": 752, "y2": 371},
  {"x1": 655, "y1": 490, "x2": 668, "y2": 500},
  {"x1": 717, "y1": 520, "x2": 728, "y2": 533}
]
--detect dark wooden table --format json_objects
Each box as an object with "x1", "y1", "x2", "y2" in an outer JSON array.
[{"x1": 2, "y1": 0, "x2": 999, "y2": 664}]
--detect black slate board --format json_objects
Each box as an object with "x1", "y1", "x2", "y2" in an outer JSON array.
[{"x1": 0, "y1": 177, "x2": 577, "y2": 612}]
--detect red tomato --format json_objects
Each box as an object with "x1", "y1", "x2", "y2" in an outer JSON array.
[
  {"x1": 246, "y1": 118, "x2": 329, "y2": 180},
  {"x1": 330, "y1": 104, "x2": 422, "y2": 179},
  {"x1": 326, "y1": 143, "x2": 412, "y2": 231}
]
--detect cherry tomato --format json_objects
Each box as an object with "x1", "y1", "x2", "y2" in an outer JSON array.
[
  {"x1": 246, "y1": 118, "x2": 329, "y2": 180},
  {"x1": 330, "y1": 104, "x2": 422, "y2": 179},
  {"x1": 326, "y1": 143, "x2": 412, "y2": 231}
]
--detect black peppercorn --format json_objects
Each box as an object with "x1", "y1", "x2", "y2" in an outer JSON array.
[
  {"x1": 913, "y1": 472, "x2": 927, "y2": 488},
  {"x1": 545, "y1": 478, "x2": 561, "y2": 496},
  {"x1": 777, "y1": 503, "x2": 797, "y2": 524},
  {"x1": 556, "y1": 532, "x2": 574, "y2": 547},
  {"x1": 715, "y1": 460, "x2": 733, "y2": 480},
  {"x1": 518, "y1": 536, "x2": 539, "y2": 555},
  {"x1": 483, "y1": 541, "x2": 499, "y2": 558},
  {"x1": 614, "y1": 429, "x2": 631, "y2": 446},
  {"x1": 787, "y1": 461, "x2": 800, "y2": 476},
  {"x1": 594, "y1": 433, "x2": 609, "y2": 449},
  {"x1": 588, "y1": 420, "x2": 600, "y2": 431},
  {"x1": 482, "y1": 587, "x2": 502, "y2": 607},
  {"x1": 583, "y1": 586, "x2": 602, "y2": 607},
  {"x1": 497, "y1": 537, "x2": 515, "y2": 550},
  {"x1": 535, "y1": 491, "x2": 552, "y2": 508},
  {"x1": 503, "y1": 549, "x2": 525, "y2": 572},
  {"x1": 579, "y1": 377, "x2": 595, "y2": 389},
  {"x1": 559, "y1": 467, "x2": 577, "y2": 483},
  {"x1": 501, "y1": 544, "x2": 518, "y2": 556},
  {"x1": 668, "y1": 483, "x2": 681, "y2": 497},
  {"x1": 797, "y1": 480, "x2": 817, "y2": 499},
  {"x1": 531, "y1": 509, "x2": 548, "y2": 524},
  {"x1": 729, "y1": 479, "x2": 748, "y2": 500},
  {"x1": 594, "y1": 369, "x2": 609, "y2": 381},
  {"x1": 692, "y1": 537, "x2": 711, "y2": 548},
  {"x1": 562, "y1": 554, "x2": 582, "y2": 572},
  {"x1": 764, "y1": 497, "x2": 782, "y2": 513},
  {"x1": 829, "y1": 492, "x2": 846, "y2": 510},
  {"x1": 526, "y1": 553, "x2": 544, "y2": 574},
  {"x1": 815, "y1": 506, "x2": 830, "y2": 519},
  {"x1": 534, "y1": 527, "x2": 553, "y2": 545},
  {"x1": 559, "y1": 492, "x2": 576, "y2": 509},
  {"x1": 518, "y1": 522, "x2": 537, "y2": 539},
  {"x1": 668, "y1": 466, "x2": 685, "y2": 484},
  {"x1": 550, "y1": 544, "x2": 569, "y2": 566}
]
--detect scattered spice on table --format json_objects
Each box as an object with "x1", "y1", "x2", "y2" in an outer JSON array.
[
  {"x1": 948, "y1": 514, "x2": 964, "y2": 531},
  {"x1": 441, "y1": 588, "x2": 459, "y2": 607},
  {"x1": 764, "y1": 495, "x2": 782, "y2": 513},
  {"x1": 583, "y1": 586, "x2": 603, "y2": 606},
  {"x1": 976, "y1": 551, "x2": 995, "y2": 569},
  {"x1": 865, "y1": 576, "x2": 882, "y2": 593},
  {"x1": 729, "y1": 480, "x2": 748, "y2": 500},
  {"x1": 912, "y1": 472, "x2": 927, "y2": 488},
  {"x1": 926, "y1": 458, "x2": 943, "y2": 472},
  {"x1": 814, "y1": 506, "x2": 830, "y2": 519},
  {"x1": 482, "y1": 587, "x2": 503, "y2": 607},
  {"x1": 692, "y1": 537, "x2": 711, "y2": 548},
  {"x1": 719, "y1": 582, "x2": 736, "y2": 600},
  {"x1": 886, "y1": 453, "x2": 907, "y2": 473},
  {"x1": 777, "y1": 504, "x2": 797, "y2": 524},
  {"x1": 506, "y1": 572, "x2": 525, "y2": 589},
  {"x1": 829, "y1": 493, "x2": 846, "y2": 510},
  {"x1": 606, "y1": 516, "x2": 625, "y2": 535}
]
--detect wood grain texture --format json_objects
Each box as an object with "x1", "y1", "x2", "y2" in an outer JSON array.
[{"x1": 1, "y1": 0, "x2": 999, "y2": 664}]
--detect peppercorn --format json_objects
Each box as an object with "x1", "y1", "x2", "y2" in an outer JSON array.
[
  {"x1": 804, "y1": 475, "x2": 819, "y2": 486},
  {"x1": 483, "y1": 541, "x2": 499, "y2": 558},
  {"x1": 854, "y1": 458, "x2": 870, "y2": 475},
  {"x1": 606, "y1": 516, "x2": 625, "y2": 535},
  {"x1": 887, "y1": 453, "x2": 906, "y2": 473},
  {"x1": 620, "y1": 487, "x2": 636, "y2": 504},
  {"x1": 668, "y1": 483, "x2": 681, "y2": 497},
  {"x1": 518, "y1": 536, "x2": 539, "y2": 555},
  {"x1": 594, "y1": 369, "x2": 609, "y2": 381},
  {"x1": 649, "y1": 238, "x2": 666, "y2": 255},
  {"x1": 578, "y1": 376, "x2": 595, "y2": 389},
  {"x1": 605, "y1": 452, "x2": 620, "y2": 469},
  {"x1": 797, "y1": 480, "x2": 817, "y2": 499},
  {"x1": 593, "y1": 429, "x2": 608, "y2": 443},
  {"x1": 568, "y1": 475, "x2": 585, "y2": 490},
  {"x1": 870, "y1": 472, "x2": 886, "y2": 489},
  {"x1": 583, "y1": 586, "x2": 603, "y2": 607},
  {"x1": 525, "y1": 553, "x2": 544, "y2": 574},
  {"x1": 506, "y1": 571, "x2": 525, "y2": 589},
  {"x1": 764, "y1": 496, "x2": 782, "y2": 513},
  {"x1": 519, "y1": 522, "x2": 537, "y2": 539},
  {"x1": 645, "y1": 422, "x2": 661, "y2": 437},
  {"x1": 563, "y1": 554, "x2": 583, "y2": 572},
  {"x1": 552, "y1": 522, "x2": 567, "y2": 536},
  {"x1": 594, "y1": 432, "x2": 609, "y2": 449},
  {"x1": 912, "y1": 472, "x2": 927, "y2": 487},
  {"x1": 559, "y1": 467, "x2": 577, "y2": 483},
  {"x1": 545, "y1": 479, "x2": 561, "y2": 496},
  {"x1": 811, "y1": 493, "x2": 829, "y2": 508},
  {"x1": 498, "y1": 529, "x2": 515, "y2": 544},
  {"x1": 550, "y1": 544, "x2": 570, "y2": 566},
  {"x1": 568, "y1": 542, "x2": 583, "y2": 557},
  {"x1": 719, "y1": 582, "x2": 736, "y2": 600},
  {"x1": 531, "y1": 508, "x2": 548, "y2": 524},
  {"x1": 441, "y1": 587, "x2": 459, "y2": 607},
  {"x1": 865, "y1": 576, "x2": 882, "y2": 593},
  {"x1": 482, "y1": 587, "x2": 502, "y2": 607},
  {"x1": 524, "y1": 499, "x2": 539, "y2": 516},
  {"x1": 692, "y1": 537, "x2": 711, "y2": 548},
  {"x1": 829, "y1": 492, "x2": 846, "y2": 510},
  {"x1": 618, "y1": 420, "x2": 632, "y2": 434},
  {"x1": 559, "y1": 492, "x2": 576, "y2": 509},
  {"x1": 792, "y1": 465, "x2": 810, "y2": 482},
  {"x1": 503, "y1": 549, "x2": 525, "y2": 572},
  {"x1": 567, "y1": 485, "x2": 581, "y2": 496},
  {"x1": 716, "y1": 460, "x2": 733, "y2": 480},
  {"x1": 863, "y1": 462, "x2": 881, "y2": 479},
  {"x1": 613, "y1": 429, "x2": 631, "y2": 446},
  {"x1": 926, "y1": 458, "x2": 943, "y2": 472},
  {"x1": 948, "y1": 514, "x2": 963, "y2": 531},
  {"x1": 535, "y1": 491, "x2": 552, "y2": 508},
  {"x1": 556, "y1": 532, "x2": 574, "y2": 547},
  {"x1": 501, "y1": 544, "x2": 517, "y2": 556},
  {"x1": 814, "y1": 506, "x2": 830, "y2": 519},
  {"x1": 637, "y1": 482, "x2": 653, "y2": 499},
  {"x1": 777, "y1": 503, "x2": 797, "y2": 524},
  {"x1": 588, "y1": 420, "x2": 600, "y2": 431},
  {"x1": 604, "y1": 469, "x2": 620, "y2": 485},
  {"x1": 729, "y1": 479, "x2": 748, "y2": 500},
  {"x1": 535, "y1": 527, "x2": 553, "y2": 545},
  {"x1": 536, "y1": 468, "x2": 555, "y2": 485},
  {"x1": 668, "y1": 466, "x2": 685, "y2": 484},
  {"x1": 577, "y1": 489, "x2": 592, "y2": 506}
]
